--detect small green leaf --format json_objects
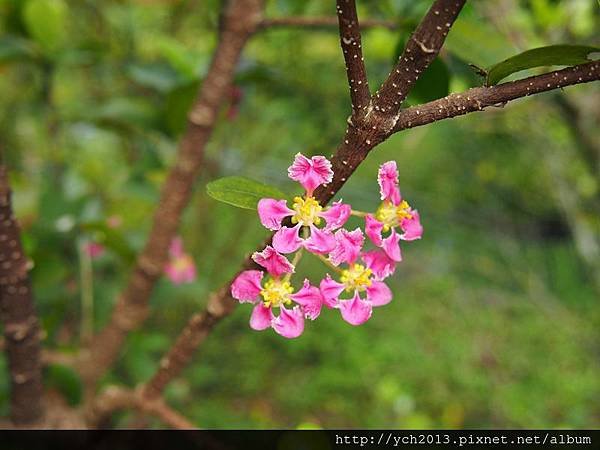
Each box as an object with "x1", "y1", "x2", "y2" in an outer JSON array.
[
  {"x1": 22, "y1": 0, "x2": 68, "y2": 56},
  {"x1": 0, "y1": 35, "x2": 36, "y2": 65},
  {"x1": 164, "y1": 80, "x2": 200, "y2": 136},
  {"x1": 206, "y1": 176, "x2": 286, "y2": 210},
  {"x1": 486, "y1": 45, "x2": 599, "y2": 86},
  {"x1": 44, "y1": 364, "x2": 82, "y2": 406}
]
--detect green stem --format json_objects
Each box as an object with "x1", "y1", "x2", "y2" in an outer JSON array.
[
  {"x1": 284, "y1": 248, "x2": 304, "y2": 282},
  {"x1": 79, "y1": 240, "x2": 94, "y2": 344},
  {"x1": 350, "y1": 209, "x2": 369, "y2": 217},
  {"x1": 314, "y1": 253, "x2": 343, "y2": 274}
]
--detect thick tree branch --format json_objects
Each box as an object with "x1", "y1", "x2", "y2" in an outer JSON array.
[
  {"x1": 373, "y1": 0, "x2": 465, "y2": 116},
  {"x1": 336, "y1": 0, "x2": 371, "y2": 116},
  {"x1": 76, "y1": 0, "x2": 265, "y2": 390},
  {"x1": 392, "y1": 62, "x2": 600, "y2": 133},
  {"x1": 0, "y1": 166, "x2": 44, "y2": 426},
  {"x1": 259, "y1": 16, "x2": 397, "y2": 31}
]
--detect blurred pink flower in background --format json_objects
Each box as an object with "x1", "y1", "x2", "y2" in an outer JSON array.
[
  {"x1": 164, "y1": 237, "x2": 197, "y2": 284},
  {"x1": 83, "y1": 241, "x2": 105, "y2": 259},
  {"x1": 106, "y1": 215, "x2": 122, "y2": 229}
]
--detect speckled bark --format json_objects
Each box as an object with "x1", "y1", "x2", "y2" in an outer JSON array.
[
  {"x1": 0, "y1": 166, "x2": 44, "y2": 426},
  {"x1": 336, "y1": 0, "x2": 371, "y2": 118},
  {"x1": 78, "y1": 0, "x2": 265, "y2": 390},
  {"x1": 374, "y1": 0, "x2": 466, "y2": 115}
]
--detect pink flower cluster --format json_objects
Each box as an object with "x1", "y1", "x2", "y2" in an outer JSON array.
[{"x1": 231, "y1": 154, "x2": 423, "y2": 338}]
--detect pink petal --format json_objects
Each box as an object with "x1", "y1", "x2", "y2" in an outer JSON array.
[
  {"x1": 290, "y1": 279, "x2": 323, "y2": 320},
  {"x1": 257, "y1": 198, "x2": 293, "y2": 231},
  {"x1": 272, "y1": 224, "x2": 303, "y2": 254},
  {"x1": 252, "y1": 245, "x2": 294, "y2": 277},
  {"x1": 329, "y1": 228, "x2": 364, "y2": 266},
  {"x1": 84, "y1": 241, "x2": 105, "y2": 259},
  {"x1": 362, "y1": 250, "x2": 396, "y2": 280},
  {"x1": 381, "y1": 228, "x2": 402, "y2": 262},
  {"x1": 303, "y1": 225, "x2": 336, "y2": 255},
  {"x1": 338, "y1": 292, "x2": 372, "y2": 326},
  {"x1": 164, "y1": 255, "x2": 197, "y2": 284},
  {"x1": 366, "y1": 281, "x2": 392, "y2": 306},
  {"x1": 319, "y1": 274, "x2": 345, "y2": 308},
  {"x1": 169, "y1": 237, "x2": 184, "y2": 258},
  {"x1": 400, "y1": 209, "x2": 423, "y2": 241},
  {"x1": 249, "y1": 303, "x2": 273, "y2": 331},
  {"x1": 378, "y1": 161, "x2": 401, "y2": 206},
  {"x1": 320, "y1": 200, "x2": 351, "y2": 231},
  {"x1": 231, "y1": 270, "x2": 264, "y2": 303},
  {"x1": 287, "y1": 153, "x2": 333, "y2": 195},
  {"x1": 272, "y1": 305, "x2": 305, "y2": 339},
  {"x1": 365, "y1": 214, "x2": 384, "y2": 247}
]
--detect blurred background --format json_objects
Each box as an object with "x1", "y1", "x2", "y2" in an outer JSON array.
[{"x1": 0, "y1": 0, "x2": 599, "y2": 428}]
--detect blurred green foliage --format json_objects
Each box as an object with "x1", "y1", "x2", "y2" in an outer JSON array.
[{"x1": 0, "y1": 0, "x2": 599, "y2": 428}]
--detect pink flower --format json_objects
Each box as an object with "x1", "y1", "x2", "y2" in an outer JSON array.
[
  {"x1": 365, "y1": 161, "x2": 423, "y2": 260},
  {"x1": 231, "y1": 246, "x2": 319, "y2": 338},
  {"x1": 164, "y1": 237, "x2": 197, "y2": 284},
  {"x1": 329, "y1": 227, "x2": 364, "y2": 266},
  {"x1": 319, "y1": 254, "x2": 393, "y2": 326},
  {"x1": 83, "y1": 241, "x2": 104, "y2": 259},
  {"x1": 257, "y1": 154, "x2": 350, "y2": 256},
  {"x1": 287, "y1": 153, "x2": 333, "y2": 196}
]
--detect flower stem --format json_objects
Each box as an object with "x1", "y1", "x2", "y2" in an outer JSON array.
[
  {"x1": 284, "y1": 248, "x2": 304, "y2": 282},
  {"x1": 350, "y1": 209, "x2": 369, "y2": 217},
  {"x1": 314, "y1": 253, "x2": 343, "y2": 274}
]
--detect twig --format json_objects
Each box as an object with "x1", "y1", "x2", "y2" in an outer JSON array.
[
  {"x1": 374, "y1": 0, "x2": 466, "y2": 115},
  {"x1": 0, "y1": 166, "x2": 44, "y2": 426},
  {"x1": 89, "y1": 386, "x2": 195, "y2": 429},
  {"x1": 392, "y1": 62, "x2": 600, "y2": 133},
  {"x1": 336, "y1": 0, "x2": 371, "y2": 117},
  {"x1": 259, "y1": 16, "x2": 398, "y2": 31},
  {"x1": 77, "y1": 0, "x2": 266, "y2": 391}
]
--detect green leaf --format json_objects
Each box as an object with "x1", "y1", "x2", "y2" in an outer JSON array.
[
  {"x1": 0, "y1": 35, "x2": 36, "y2": 65},
  {"x1": 22, "y1": 0, "x2": 68, "y2": 56},
  {"x1": 44, "y1": 364, "x2": 82, "y2": 406},
  {"x1": 206, "y1": 176, "x2": 286, "y2": 210},
  {"x1": 486, "y1": 45, "x2": 600, "y2": 86},
  {"x1": 164, "y1": 80, "x2": 200, "y2": 136}
]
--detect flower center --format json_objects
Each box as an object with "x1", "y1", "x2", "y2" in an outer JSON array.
[
  {"x1": 291, "y1": 196, "x2": 322, "y2": 227},
  {"x1": 260, "y1": 278, "x2": 294, "y2": 308},
  {"x1": 375, "y1": 200, "x2": 412, "y2": 232},
  {"x1": 173, "y1": 255, "x2": 194, "y2": 272},
  {"x1": 340, "y1": 264, "x2": 373, "y2": 292}
]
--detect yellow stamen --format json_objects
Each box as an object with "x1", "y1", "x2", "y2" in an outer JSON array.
[
  {"x1": 340, "y1": 264, "x2": 373, "y2": 292},
  {"x1": 291, "y1": 196, "x2": 323, "y2": 227},
  {"x1": 375, "y1": 200, "x2": 413, "y2": 231},
  {"x1": 260, "y1": 278, "x2": 294, "y2": 308}
]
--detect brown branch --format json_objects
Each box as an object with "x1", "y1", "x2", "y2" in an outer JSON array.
[
  {"x1": 76, "y1": 0, "x2": 265, "y2": 390},
  {"x1": 392, "y1": 62, "x2": 600, "y2": 133},
  {"x1": 336, "y1": 0, "x2": 371, "y2": 117},
  {"x1": 373, "y1": 0, "x2": 465, "y2": 116},
  {"x1": 259, "y1": 16, "x2": 398, "y2": 31},
  {"x1": 0, "y1": 166, "x2": 44, "y2": 426},
  {"x1": 89, "y1": 386, "x2": 195, "y2": 429}
]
